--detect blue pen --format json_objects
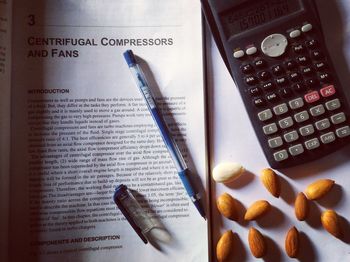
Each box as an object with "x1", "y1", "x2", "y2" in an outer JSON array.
[{"x1": 123, "y1": 50, "x2": 206, "y2": 219}]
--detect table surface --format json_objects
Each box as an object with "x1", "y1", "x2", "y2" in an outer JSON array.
[{"x1": 207, "y1": 0, "x2": 350, "y2": 261}]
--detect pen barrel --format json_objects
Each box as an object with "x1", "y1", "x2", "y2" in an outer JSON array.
[
  {"x1": 124, "y1": 50, "x2": 205, "y2": 219},
  {"x1": 130, "y1": 65, "x2": 157, "y2": 110},
  {"x1": 125, "y1": 51, "x2": 187, "y2": 172},
  {"x1": 178, "y1": 169, "x2": 197, "y2": 199},
  {"x1": 150, "y1": 107, "x2": 187, "y2": 172},
  {"x1": 178, "y1": 169, "x2": 206, "y2": 218}
]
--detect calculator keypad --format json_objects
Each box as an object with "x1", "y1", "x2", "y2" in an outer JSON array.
[
  {"x1": 289, "y1": 144, "x2": 304, "y2": 156},
  {"x1": 310, "y1": 105, "x2": 325, "y2": 116},
  {"x1": 336, "y1": 126, "x2": 350, "y2": 138},
  {"x1": 235, "y1": 22, "x2": 350, "y2": 166}
]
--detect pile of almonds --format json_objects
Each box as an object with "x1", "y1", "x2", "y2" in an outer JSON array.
[{"x1": 213, "y1": 163, "x2": 342, "y2": 261}]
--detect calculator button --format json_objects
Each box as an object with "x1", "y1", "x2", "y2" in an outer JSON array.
[
  {"x1": 246, "y1": 46, "x2": 258, "y2": 55},
  {"x1": 276, "y1": 76, "x2": 288, "y2": 86},
  {"x1": 302, "y1": 23, "x2": 313, "y2": 33},
  {"x1": 285, "y1": 60, "x2": 298, "y2": 70},
  {"x1": 292, "y1": 82, "x2": 306, "y2": 93},
  {"x1": 314, "y1": 61, "x2": 327, "y2": 70},
  {"x1": 258, "y1": 109, "x2": 273, "y2": 121},
  {"x1": 263, "y1": 123, "x2": 278, "y2": 135},
  {"x1": 311, "y1": 50, "x2": 324, "y2": 60},
  {"x1": 254, "y1": 58, "x2": 267, "y2": 68},
  {"x1": 261, "y1": 33, "x2": 288, "y2": 57},
  {"x1": 331, "y1": 112, "x2": 346, "y2": 124},
  {"x1": 305, "y1": 138, "x2": 320, "y2": 150},
  {"x1": 279, "y1": 87, "x2": 293, "y2": 98},
  {"x1": 297, "y1": 56, "x2": 310, "y2": 65},
  {"x1": 320, "y1": 132, "x2": 336, "y2": 144},
  {"x1": 284, "y1": 130, "x2": 299, "y2": 143},
  {"x1": 245, "y1": 76, "x2": 258, "y2": 85},
  {"x1": 315, "y1": 118, "x2": 331, "y2": 131},
  {"x1": 325, "y1": 98, "x2": 341, "y2": 111},
  {"x1": 336, "y1": 126, "x2": 350, "y2": 138},
  {"x1": 268, "y1": 136, "x2": 283, "y2": 148},
  {"x1": 241, "y1": 64, "x2": 254, "y2": 74},
  {"x1": 305, "y1": 78, "x2": 318, "y2": 88},
  {"x1": 289, "y1": 30, "x2": 301, "y2": 38},
  {"x1": 306, "y1": 39, "x2": 318, "y2": 49},
  {"x1": 279, "y1": 116, "x2": 294, "y2": 129},
  {"x1": 310, "y1": 104, "x2": 325, "y2": 117},
  {"x1": 304, "y1": 90, "x2": 320, "y2": 103},
  {"x1": 294, "y1": 110, "x2": 310, "y2": 123},
  {"x1": 301, "y1": 66, "x2": 314, "y2": 76},
  {"x1": 266, "y1": 92, "x2": 279, "y2": 102},
  {"x1": 289, "y1": 144, "x2": 304, "y2": 156},
  {"x1": 320, "y1": 85, "x2": 335, "y2": 97},
  {"x1": 273, "y1": 103, "x2": 288, "y2": 115},
  {"x1": 249, "y1": 87, "x2": 261, "y2": 96},
  {"x1": 233, "y1": 50, "x2": 245, "y2": 58},
  {"x1": 292, "y1": 43, "x2": 305, "y2": 53},
  {"x1": 289, "y1": 97, "x2": 304, "y2": 109},
  {"x1": 272, "y1": 65, "x2": 284, "y2": 75},
  {"x1": 318, "y1": 72, "x2": 332, "y2": 83},
  {"x1": 273, "y1": 150, "x2": 289, "y2": 162},
  {"x1": 261, "y1": 81, "x2": 275, "y2": 91},
  {"x1": 254, "y1": 97, "x2": 266, "y2": 107},
  {"x1": 289, "y1": 72, "x2": 302, "y2": 82},
  {"x1": 299, "y1": 124, "x2": 315, "y2": 136},
  {"x1": 258, "y1": 71, "x2": 271, "y2": 81}
]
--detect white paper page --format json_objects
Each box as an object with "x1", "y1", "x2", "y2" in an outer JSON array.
[
  {"x1": 0, "y1": 0, "x2": 11, "y2": 261},
  {"x1": 9, "y1": 1, "x2": 208, "y2": 261},
  {"x1": 208, "y1": 0, "x2": 350, "y2": 261}
]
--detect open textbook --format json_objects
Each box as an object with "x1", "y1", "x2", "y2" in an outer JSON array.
[{"x1": 0, "y1": 1, "x2": 209, "y2": 261}]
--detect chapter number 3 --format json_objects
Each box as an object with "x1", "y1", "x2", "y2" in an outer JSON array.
[{"x1": 28, "y1": 15, "x2": 35, "y2": 26}]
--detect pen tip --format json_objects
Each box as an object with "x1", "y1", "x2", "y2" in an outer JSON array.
[{"x1": 193, "y1": 200, "x2": 206, "y2": 220}]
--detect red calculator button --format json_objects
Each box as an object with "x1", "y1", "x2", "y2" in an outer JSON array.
[
  {"x1": 304, "y1": 91, "x2": 320, "y2": 103},
  {"x1": 320, "y1": 85, "x2": 336, "y2": 97}
]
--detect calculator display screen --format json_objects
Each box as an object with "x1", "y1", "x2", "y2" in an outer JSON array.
[{"x1": 220, "y1": 0, "x2": 302, "y2": 37}]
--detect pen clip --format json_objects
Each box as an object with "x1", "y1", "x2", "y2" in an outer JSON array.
[{"x1": 114, "y1": 185, "x2": 148, "y2": 244}]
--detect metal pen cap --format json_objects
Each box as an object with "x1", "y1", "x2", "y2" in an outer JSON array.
[{"x1": 113, "y1": 184, "x2": 155, "y2": 244}]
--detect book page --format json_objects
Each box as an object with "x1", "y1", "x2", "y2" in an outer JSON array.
[
  {"x1": 0, "y1": 0, "x2": 12, "y2": 261},
  {"x1": 9, "y1": 1, "x2": 208, "y2": 261}
]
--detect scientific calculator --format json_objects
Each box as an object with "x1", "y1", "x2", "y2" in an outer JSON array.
[{"x1": 202, "y1": 0, "x2": 350, "y2": 168}]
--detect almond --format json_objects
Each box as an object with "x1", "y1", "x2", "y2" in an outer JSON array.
[
  {"x1": 216, "y1": 193, "x2": 238, "y2": 220},
  {"x1": 212, "y1": 162, "x2": 245, "y2": 183},
  {"x1": 294, "y1": 192, "x2": 308, "y2": 221},
  {"x1": 304, "y1": 179, "x2": 335, "y2": 200},
  {"x1": 260, "y1": 168, "x2": 280, "y2": 197},
  {"x1": 244, "y1": 200, "x2": 271, "y2": 221},
  {"x1": 321, "y1": 210, "x2": 342, "y2": 238},
  {"x1": 216, "y1": 230, "x2": 234, "y2": 262},
  {"x1": 248, "y1": 227, "x2": 266, "y2": 258},
  {"x1": 285, "y1": 226, "x2": 299, "y2": 258}
]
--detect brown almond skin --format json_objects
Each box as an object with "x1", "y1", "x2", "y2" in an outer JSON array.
[
  {"x1": 321, "y1": 210, "x2": 342, "y2": 238},
  {"x1": 285, "y1": 226, "x2": 299, "y2": 258},
  {"x1": 217, "y1": 193, "x2": 238, "y2": 220},
  {"x1": 216, "y1": 230, "x2": 234, "y2": 262},
  {"x1": 260, "y1": 168, "x2": 280, "y2": 197},
  {"x1": 295, "y1": 192, "x2": 309, "y2": 221},
  {"x1": 244, "y1": 200, "x2": 271, "y2": 221},
  {"x1": 305, "y1": 179, "x2": 335, "y2": 200},
  {"x1": 248, "y1": 227, "x2": 266, "y2": 258}
]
